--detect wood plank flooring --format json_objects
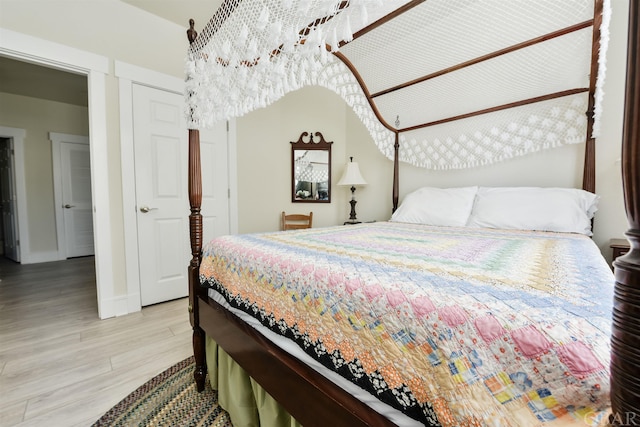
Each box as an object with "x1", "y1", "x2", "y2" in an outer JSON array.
[{"x1": 0, "y1": 256, "x2": 192, "y2": 426}]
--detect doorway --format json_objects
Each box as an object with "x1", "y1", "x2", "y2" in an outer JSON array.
[
  {"x1": 0, "y1": 126, "x2": 27, "y2": 264},
  {"x1": 2, "y1": 29, "x2": 115, "y2": 318},
  {"x1": 0, "y1": 137, "x2": 19, "y2": 262},
  {"x1": 0, "y1": 58, "x2": 91, "y2": 265}
]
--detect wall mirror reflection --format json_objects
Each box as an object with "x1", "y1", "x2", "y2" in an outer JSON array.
[{"x1": 291, "y1": 131, "x2": 332, "y2": 203}]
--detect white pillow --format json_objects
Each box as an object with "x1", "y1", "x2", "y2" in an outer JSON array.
[
  {"x1": 390, "y1": 186, "x2": 478, "y2": 227},
  {"x1": 466, "y1": 187, "x2": 599, "y2": 235}
]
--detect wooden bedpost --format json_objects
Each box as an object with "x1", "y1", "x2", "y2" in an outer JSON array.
[
  {"x1": 392, "y1": 130, "x2": 399, "y2": 212},
  {"x1": 610, "y1": 1, "x2": 640, "y2": 422},
  {"x1": 583, "y1": 0, "x2": 604, "y2": 194},
  {"x1": 188, "y1": 129, "x2": 207, "y2": 392},
  {"x1": 187, "y1": 20, "x2": 207, "y2": 392}
]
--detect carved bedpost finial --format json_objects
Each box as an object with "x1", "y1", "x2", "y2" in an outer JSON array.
[{"x1": 187, "y1": 19, "x2": 198, "y2": 44}]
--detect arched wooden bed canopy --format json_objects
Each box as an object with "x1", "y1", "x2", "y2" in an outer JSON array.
[{"x1": 185, "y1": 1, "x2": 639, "y2": 425}]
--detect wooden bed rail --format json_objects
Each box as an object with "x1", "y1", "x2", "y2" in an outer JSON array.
[
  {"x1": 610, "y1": 1, "x2": 640, "y2": 422},
  {"x1": 198, "y1": 295, "x2": 396, "y2": 427}
]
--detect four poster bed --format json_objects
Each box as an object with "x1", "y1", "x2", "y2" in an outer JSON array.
[{"x1": 184, "y1": 1, "x2": 639, "y2": 426}]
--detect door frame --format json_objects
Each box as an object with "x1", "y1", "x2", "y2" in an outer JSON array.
[
  {"x1": 0, "y1": 28, "x2": 115, "y2": 318},
  {"x1": 0, "y1": 128, "x2": 26, "y2": 262},
  {"x1": 50, "y1": 132, "x2": 90, "y2": 260},
  {"x1": 116, "y1": 61, "x2": 238, "y2": 314}
]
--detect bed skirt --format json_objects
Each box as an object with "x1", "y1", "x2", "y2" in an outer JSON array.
[{"x1": 205, "y1": 336, "x2": 302, "y2": 427}]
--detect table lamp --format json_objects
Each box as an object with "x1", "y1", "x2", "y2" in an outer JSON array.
[{"x1": 337, "y1": 157, "x2": 367, "y2": 223}]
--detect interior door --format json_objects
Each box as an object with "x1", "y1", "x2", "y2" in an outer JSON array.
[
  {"x1": 61, "y1": 141, "x2": 94, "y2": 258},
  {"x1": 0, "y1": 138, "x2": 19, "y2": 262},
  {"x1": 200, "y1": 122, "x2": 230, "y2": 244},
  {"x1": 133, "y1": 84, "x2": 230, "y2": 306}
]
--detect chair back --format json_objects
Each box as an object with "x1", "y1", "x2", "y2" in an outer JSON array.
[{"x1": 281, "y1": 212, "x2": 313, "y2": 231}]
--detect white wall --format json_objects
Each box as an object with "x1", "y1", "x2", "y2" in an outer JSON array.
[
  {"x1": 0, "y1": 0, "x2": 189, "y2": 78},
  {"x1": 236, "y1": 86, "x2": 349, "y2": 232}
]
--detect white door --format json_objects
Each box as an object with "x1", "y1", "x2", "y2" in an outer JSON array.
[
  {"x1": 61, "y1": 141, "x2": 94, "y2": 258},
  {"x1": 0, "y1": 138, "x2": 19, "y2": 262},
  {"x1": 200, "y1": 122, "x2": 230, "y2": 244},
  {"x1": 133, "y1": 84, "x2": 230, "y2": 306}
]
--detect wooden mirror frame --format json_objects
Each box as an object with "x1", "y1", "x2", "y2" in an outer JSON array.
[{"x1": 291, "y1": 131, "x2": 333, "y2": 203}]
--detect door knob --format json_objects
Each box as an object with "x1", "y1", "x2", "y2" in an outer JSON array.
[
  {"x1": 64, "y1": 204, "x2": 75, "y2": 209},
  {"x1": 139, "y1": 206, "x2": 158, "y2": 213}
]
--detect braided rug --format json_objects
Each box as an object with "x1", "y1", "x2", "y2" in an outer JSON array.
[{"x1": 91, "y1": 356, "x2": 232, "y2": 427}]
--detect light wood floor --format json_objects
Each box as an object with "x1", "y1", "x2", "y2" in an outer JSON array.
[{"x1": 0, "y1": 256, "x2": 192, "y2": 426}]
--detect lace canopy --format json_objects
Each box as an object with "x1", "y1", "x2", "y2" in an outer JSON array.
[{"x1": 185, "y1": 0, "x2": 610, "y2": 170}]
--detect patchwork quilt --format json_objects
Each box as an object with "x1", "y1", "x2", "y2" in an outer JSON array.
[{"x1": 200, "y1": 221, "x2": 614, "y2": 426}]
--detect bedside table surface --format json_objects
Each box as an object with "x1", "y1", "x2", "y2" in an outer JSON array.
[{"x1": 610, "y1": 238, "x2": 630, "y2": 249}]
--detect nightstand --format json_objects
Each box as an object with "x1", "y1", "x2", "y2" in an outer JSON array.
[
  {"x1": 343, "y1": 220, "x2": 375, "y2": 225},
  {"x1": 610, "y1": 238, "x2": 630, "y2": 262}
]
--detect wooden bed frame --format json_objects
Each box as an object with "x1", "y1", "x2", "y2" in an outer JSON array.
[{"x1": 185, "y1": 3, "x2": 640, "y2": 425}]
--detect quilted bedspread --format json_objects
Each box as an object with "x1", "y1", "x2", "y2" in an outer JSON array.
[{"x1": 200, "y1": 221, "x2": 614, "y2": 427}]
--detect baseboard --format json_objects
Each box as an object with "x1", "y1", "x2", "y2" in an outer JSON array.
[
  {"x1": 21, "y1": 251, "x2": 63, "y2": 264},
  {"x1": 127, "y1": 292, "x2": 142, "y2": 314},
  {"x1": 99, "y1": 295, "x2": 130, "y2": 319}
]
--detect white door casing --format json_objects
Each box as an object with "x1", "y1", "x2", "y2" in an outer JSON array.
[{"x1": 0, "y1": 138, "x2": 20, "y2": 262}]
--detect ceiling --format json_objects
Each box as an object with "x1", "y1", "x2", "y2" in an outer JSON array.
[
  {"x1": 0, "y1": 0, "x2": 222, "y2": 107},
  {"x1": 120, "y1": 0, "x2": 223, "y2": 27}
]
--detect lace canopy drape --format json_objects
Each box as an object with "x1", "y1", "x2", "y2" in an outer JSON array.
[{"x1": 186, "y1": 0, "x2": 610, "y2": 170}]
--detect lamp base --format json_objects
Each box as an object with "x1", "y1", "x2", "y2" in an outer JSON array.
[{"x1": 348, "y1": 188, "x2": 359, "y2": 221}]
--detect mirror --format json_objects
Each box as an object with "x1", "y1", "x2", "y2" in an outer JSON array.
[{"x1": 291, "y1": 131, "x2": 332, "y2": 203}]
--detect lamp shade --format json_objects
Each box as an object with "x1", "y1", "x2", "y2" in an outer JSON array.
[{"x1": 337, "y1": 159, "x2": 367, "y2": 186}]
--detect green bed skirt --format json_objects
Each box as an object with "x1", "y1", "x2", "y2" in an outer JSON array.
[{"x1": 205, "y1": 336, "x2": 303, "y2": 427}]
